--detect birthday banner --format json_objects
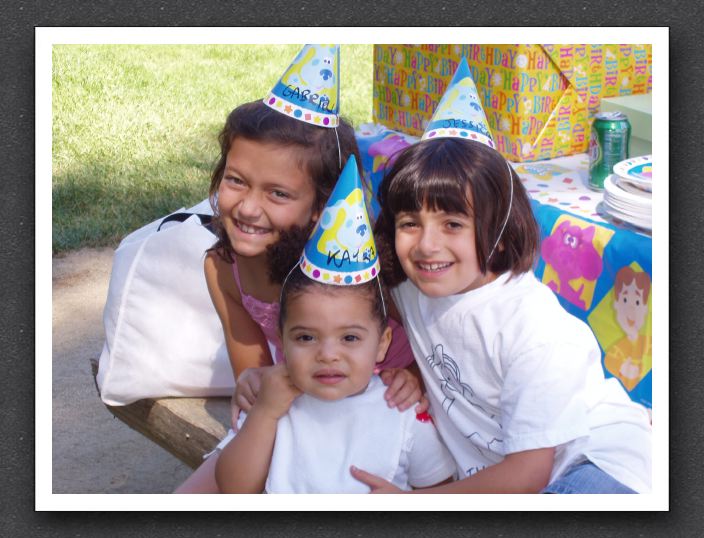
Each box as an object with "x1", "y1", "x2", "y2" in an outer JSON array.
[{"x1": 373, "y1": 44, "x2": 652, "y2": 162}]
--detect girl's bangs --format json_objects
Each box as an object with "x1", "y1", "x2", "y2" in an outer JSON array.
[{"x1": 386, "y1": 162, "x2": 471, "y2": 216}]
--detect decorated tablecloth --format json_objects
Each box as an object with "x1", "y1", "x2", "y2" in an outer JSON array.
[{"x1": 356, "y1": 124, "x2": 653, "y2": 409}]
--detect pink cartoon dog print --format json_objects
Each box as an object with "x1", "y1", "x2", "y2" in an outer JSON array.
[{"x1": 541, "y1": 219, "x2": 603, "y2": 310}]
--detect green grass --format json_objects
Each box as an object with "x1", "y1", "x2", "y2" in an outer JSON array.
[{"x1": 52, "y1": 44, "x2": 374, "y2": 253}]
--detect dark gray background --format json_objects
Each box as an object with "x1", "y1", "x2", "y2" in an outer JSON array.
[{"x1": 2, "y1": 0, "x2": 699, "y2": 535}]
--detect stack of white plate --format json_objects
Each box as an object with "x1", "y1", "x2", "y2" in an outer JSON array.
[{"x1": 602, "y1": 155, "x2": 652, "y2": 231}]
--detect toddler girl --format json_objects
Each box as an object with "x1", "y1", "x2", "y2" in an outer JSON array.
[
  {"x1": 215, "y1": 158, "x2": 455, "y2": 493},
  {"x1": 352, "y1": 59, "x2": 652, "y2": 494}
]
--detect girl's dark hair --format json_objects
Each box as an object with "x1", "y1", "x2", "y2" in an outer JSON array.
[
  {"x1": 374, "y1": 138, "x2": 539, "y2": 287},
  {"x1": 208, "y1": 99, "x2": 363, "y2": 263},
  {"x1": 278, "y1": 267, "x2": 389, "y2": 334}
]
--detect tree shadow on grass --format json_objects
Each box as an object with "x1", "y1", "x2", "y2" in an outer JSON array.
[{"x1": 52, "y1": 128, "x2": 221, "y2": 253}]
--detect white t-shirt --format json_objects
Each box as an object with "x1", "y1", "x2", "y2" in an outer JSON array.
[{"x1": 392, "y1": 271, "x2": 652, "y2": 493}]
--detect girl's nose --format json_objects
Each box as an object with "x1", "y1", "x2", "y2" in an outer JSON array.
[
  {"x1": 316, "y1": 340, "x2": 340, "y2": 363},
  {"x1": 416, "y1": 226, "x2": 441, "y2": 255},
  {"x1": 237, "y1": 191, "x2": 262, "y2": 219}
]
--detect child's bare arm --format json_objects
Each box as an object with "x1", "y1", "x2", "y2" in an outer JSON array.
[
  {"x1": 419, "y1": 447, "x2": 554, "y2": 493},
  {"x1": 352, "y1": 447, "x2": 555, "y2": 494},
  {"x1": 205, "y1": 252, "x2": 273, "y2": 377},
  {"x1": 215, "y1": 406, "x2": 279, "y2": 493},
  {"x1": 205, "y1": 252, "x2": 274, "y2": 425},
  {"x1": 215, "y1": 364, "x2": 301, "y2": 493}
]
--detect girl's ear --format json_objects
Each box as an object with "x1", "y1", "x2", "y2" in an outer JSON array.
[
  {"x1": 375, "y1": 326, "x2": 393, "y2": 364},
  {"x1": 310, "y1": 206, "x2": 321, "y2": 224}
]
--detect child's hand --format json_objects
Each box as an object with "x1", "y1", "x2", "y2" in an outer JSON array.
[
  {"x1": 231, "y1": 367, "x2": 268, "y2": 429},
  {"x1": 350, "y1": 466, "x2": 403, "y2": 494},
  {"x1": 379, "y1": 368, "x2": 429, "y2": 413},
  {"x1": 253, "y1": 363, "x2": 302, "y2": 421}
]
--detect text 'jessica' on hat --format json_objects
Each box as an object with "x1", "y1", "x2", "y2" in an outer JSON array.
[{"x1": 421, "y1": 56, "x2": 495, "y2": 149}]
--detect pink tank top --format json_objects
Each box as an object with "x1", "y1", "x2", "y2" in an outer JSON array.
[
  {"x1": 232, "y1": 260, "x2": 284, "y2": 364},
  {"x1": 231, "y1": 260, "x2": 414, "y2": 370}
]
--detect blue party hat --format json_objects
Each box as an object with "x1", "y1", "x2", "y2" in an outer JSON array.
[
  {"x1": 264, "y1": 44, "x2": 340, "y2": 128},
  {"x1": 300, "y1": 158, "x2": 379, "y2": 285},
  {"x1": 421, "y1": 57, "x2": 495, "y2": 149}
]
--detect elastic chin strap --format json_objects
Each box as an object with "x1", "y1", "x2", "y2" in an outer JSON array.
[
  {"x1": 375, "y1": 276, "x2": 388, "y2": 320},
  {"x1": 279, "y1": 260, "x2": 300, "y2": 308},
  {"x1": 334, "y1": 126, "x2": 342, "y2": 170},
  {"x1": 279, "y1": 262, "x2": 387, "y2": 321},
  {"x1": 486, "y1": 159, "x2": 514, "y2": 263}
]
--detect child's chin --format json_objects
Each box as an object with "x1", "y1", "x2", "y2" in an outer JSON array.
[
  {"x1": 232, "y1": 244, "x2": 270, "y2": 258},
  {"x1": 308, "y1": 391, "x2": 346, "y2": 402},
  {"x1": 411, "y1": 280, "x2": 450, "y2": 298}
]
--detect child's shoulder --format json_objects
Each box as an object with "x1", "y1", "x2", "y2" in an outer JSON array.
[
  {"x1": 204, "y1": 250, "x2": 242, "y2": 304},
  {"x1": 204, "y1": 249, "x2": 229, "y2": 272},
  {"x1": 497, "y1": 272, "x2": 596, "y2": 347},
  {"x1": 500, "y1": 271, "x2": 557, "y2": 308}
]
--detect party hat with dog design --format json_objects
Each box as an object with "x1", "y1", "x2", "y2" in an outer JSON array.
[
  {"x1": 421, "y1": 57, "x2": 495, "y2": 149},
  {"x1": 300, "y1": 157, "x2": 379, "y2": 285},
  {"x1": 264, "y1": 44, "x2": 340, "y2": 128}
]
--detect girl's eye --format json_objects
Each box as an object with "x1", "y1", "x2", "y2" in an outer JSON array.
[
  {"x1": 224, "y1": 175, "x2": 244, "y2": 186},
  {"x1": 295, "y1": 334, "x2": 314, "y2": 342},
  {"x1": 397, "y1": 220, "x2": 417, "y2": 229},
  {"x1": 446, "y1": 221, "x2": 463, "y2": 229},
  {"x1": 272, "y1": 190, "x2": 290, "y2": 200},
  {"x1": 343, "y1": 334, "x2": 360, "y2": 343}
]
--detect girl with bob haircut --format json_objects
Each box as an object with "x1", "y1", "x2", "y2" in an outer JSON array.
[
  {"x1": 374, "y1": 137, "x2": 539, "y2": 288},
  {"x1": 351, "y1": 133, "x2": 652, "y2": 494}
]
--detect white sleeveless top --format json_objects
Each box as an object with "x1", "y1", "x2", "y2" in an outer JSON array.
[{"x1": 265, "y1": 375, "x2": 455, "y2": 493}]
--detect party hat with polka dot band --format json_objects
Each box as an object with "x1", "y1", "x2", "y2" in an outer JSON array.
[
  {"x1": 264, "y1": 44, "x2": 339, "y2": 128},
  {"x1": 421, "y1": 57, "x2": 494, "y2": 149},
  {"x1": 300, "y1": 157, "x2": 380, "y2": 285}
]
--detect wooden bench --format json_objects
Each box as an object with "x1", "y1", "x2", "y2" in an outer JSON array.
[{"x1": 90, "y1": 359, "x2": 230, "y2": 469}]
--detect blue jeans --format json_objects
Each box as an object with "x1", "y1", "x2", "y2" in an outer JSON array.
[{"x1": 541, "y1": 461, "x2": 637, "y2": 494}]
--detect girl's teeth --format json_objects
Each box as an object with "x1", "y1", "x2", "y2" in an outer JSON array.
[
  {"x1": 419, "y1": 262, "x2": 451, "y2": 272},
  {"x1": 238, "y1": 222, "x2": 268, "y2": 234}
]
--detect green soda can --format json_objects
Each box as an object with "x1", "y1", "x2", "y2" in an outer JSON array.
[{"x1": 588, "y1": 111, "x2": 631, "y2": 191}]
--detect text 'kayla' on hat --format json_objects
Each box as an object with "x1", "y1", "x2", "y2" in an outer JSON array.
[{"x1": 300, "y1": 157, "x2": 380, "y2": 285}]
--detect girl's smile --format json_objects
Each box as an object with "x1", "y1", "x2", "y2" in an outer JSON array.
[
  {"x1": 415, "y1": 261, "x2": 454, "y2": 274},
  {"x1": 233, "y1": 219, "x2": 272, "y2": 235},
  {"x1": 395, "y1": 205, "x2": 495, "y2": 297}
]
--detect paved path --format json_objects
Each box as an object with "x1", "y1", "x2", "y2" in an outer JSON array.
[{"x1": 52, "y1": 247, "x2": 191, "y2": 493}]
